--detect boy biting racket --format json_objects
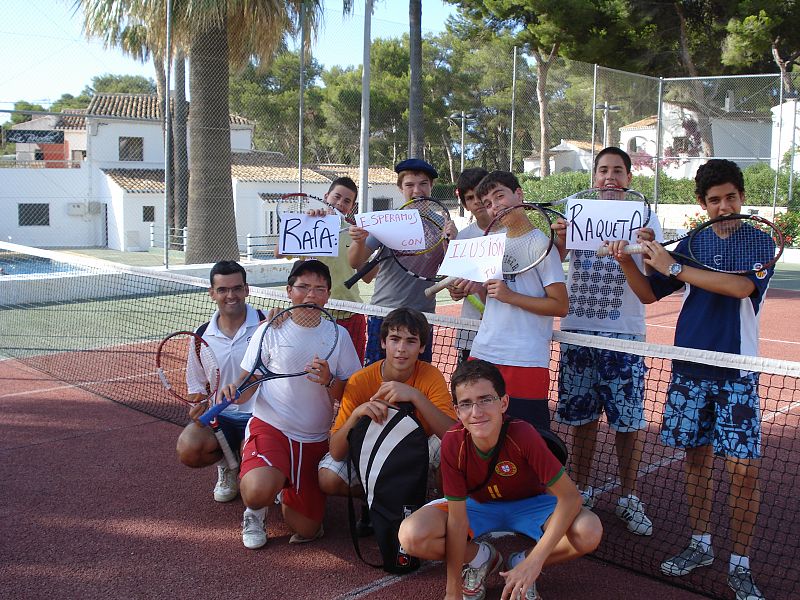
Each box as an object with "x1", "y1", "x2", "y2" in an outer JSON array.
[
  {"x1": 219, "y1": 260, "x2": 362, "y2": 550},
  {"x1": 609, "y1": 159, "x2": 771, "y2": 600},
  {"x1": 552, "y1": 147, "x2": 662, "y2": 535},
  {"x1": 398, "y1": 359, "x2": 601, "y2": 600},
  {"x1": 469, "y1": 171, "x2": 568, "y2": 431},
  {"x1": 175, "y1": 261, "x2": 263, "y2": 504}
]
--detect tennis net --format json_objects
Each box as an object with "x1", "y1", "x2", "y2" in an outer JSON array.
[{"x1": 1, "y1": 242, "x2": 798, "y2": 599}]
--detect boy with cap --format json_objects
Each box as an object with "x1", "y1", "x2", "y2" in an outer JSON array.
[{"x1": 348, "y1": 158, "x2": 457, "y2": 366}]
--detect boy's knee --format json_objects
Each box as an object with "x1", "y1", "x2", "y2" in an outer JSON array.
[
  {"x1": 570, "y1": 509, "x2": 603, "y2": 555},
  {"x1": 397, "y1": 518, "x2": 422, "y2": 553},
  {"x1": 318, "y1": 467, "x2": 349, "y2": 496},
  {"x1": 175, "y1": 436, "x2": 204, "y2": 468}
]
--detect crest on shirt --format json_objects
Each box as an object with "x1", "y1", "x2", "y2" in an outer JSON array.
[
  {"x1": 753, "y1": 263, "x2": 768, "y2": 279},
  {"x1": 495, "y1": 460, "x2": 517, "y2": 477}
]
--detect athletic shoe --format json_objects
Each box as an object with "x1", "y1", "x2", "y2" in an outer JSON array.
[
  {"x1": 727, "y1": 566, "x2": 765, "y2": 600},
  {"x1": 660, "y1": 540, "x2": 714, "y2": 576},
  {"x1": 241, "y1": 510, "x2": 267, "y2": 549},
  {"x1": 579, "y1": 486, "x2": 595, "y2": 509},
  {"x1": 213, "y1": 465, "x2": 239, "y2": 503},
  {"x1": 505, "y1": 553, "x2": 540, "y2": 600},
  {"x1": 615, "y1": 494, "x2": 653, "y2": 536},
  {"x1": 522, "y1": 582, "x2": 541, "y2": 600},
  {"x1": 289, "y1": 525, "x2": 324, "y2": 544},
  {"x1": 462, "y1": 542, "x2": 502, "y2": 600}
]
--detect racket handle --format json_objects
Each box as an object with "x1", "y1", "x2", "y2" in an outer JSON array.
[
  {"x1": 214, "y1": 429, "x2": 239, "y2": 470},
  {"x1": 466, "y1": 294, "x2": 485, "y2": 314},
  {"x1": 596, "y1": 244, "x2": 644, "y2": 257},
  {"x1": 424, "y1": 276, "x2": 457, "y2": 297},
  {"x1": 344, "y1": 257, "x2": 379, "y2": 289},
  {"x1": 199, "y1": 398, "x2": 233, "y2": 426}
]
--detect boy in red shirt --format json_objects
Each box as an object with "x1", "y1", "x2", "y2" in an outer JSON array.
[{"x1": 398, "y1": 360, "x2": 602, "y2": 600}]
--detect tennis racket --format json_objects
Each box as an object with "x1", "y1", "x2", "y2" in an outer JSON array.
[
  {"x1": 343, "y1": 196, "x2": 451, "y2": 289},
  {"x1": 276, "y1": 192, "x2": 354, "y2": 231},
  {"x1": 198, "y1": 303, "x2": 340, "y2": 425},
  {"x1": 423, "y1": 276, "x2": 486, "y2": 313},
  {"x1": 156, "y1": 332, "x2": 238, "y2": 469},
  {"x1": 597, "y1": 213, "x2": 784, "y2": 274},
  {"x1": 485, "y1": 203, "x2": 555, "y2": 276}
]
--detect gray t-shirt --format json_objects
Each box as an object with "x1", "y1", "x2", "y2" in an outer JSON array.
[{"x1": 366, "y1": 234, "x2": 436, "y2": 312}]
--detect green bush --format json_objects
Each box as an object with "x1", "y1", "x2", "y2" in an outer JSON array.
[{"x1": 774, "y1": 210, "x2": 800, "y2": 247}]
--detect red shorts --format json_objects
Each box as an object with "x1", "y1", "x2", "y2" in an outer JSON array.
[
  {"x1": 468, "y1": 359, "x2": 549, "y2": 399},
  {"x1": 241, "y1": 418, "x2": 329, "y2": 522},
  {"x1": 337, "y1": 313, "x2": 366, "y2": 365}
]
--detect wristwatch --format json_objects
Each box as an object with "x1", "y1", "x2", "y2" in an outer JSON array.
[{"x1": 668, "y1": 262, "x2": 683, "y2": 278}]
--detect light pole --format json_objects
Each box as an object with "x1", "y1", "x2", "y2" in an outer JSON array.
[
  {"x1": 449, "y1": 110, "x2": 475, "y2": 174},
  {"x1": 595, "y1": 102, "x2": 621, "y2": 147}
]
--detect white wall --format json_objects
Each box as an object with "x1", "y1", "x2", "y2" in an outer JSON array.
[
  {"x1": 89, "y1": 119, "x2": 164, "y2": 168},
  {"x1": 771, "y1": 100, "x2": 800, "y2": 172},
  {"x1": 711, "y1": 119, "x2": 771, "y2": 169}
]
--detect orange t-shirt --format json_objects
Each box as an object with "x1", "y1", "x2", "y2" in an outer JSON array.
[{"x1": 331, "y1": 360, "x2": 456, "y2": 437}]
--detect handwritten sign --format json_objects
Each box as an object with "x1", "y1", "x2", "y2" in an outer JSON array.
[
  {"x1": 438, "y1": 233, "x2": 506, "y2": 282},
  {"x1": 566, "y1": 199, "x2": 647, "y2": 250},
  {"x1": 354, "y1": 210, "x2": 426, "y2": 251},
  {"x1": 278, "y1": 214, "x2": 340, "y2": 257}
]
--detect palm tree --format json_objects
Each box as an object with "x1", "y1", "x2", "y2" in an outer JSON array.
[
  {"x1": 76, "y1": 1, "x2": 322, "y2": 263},
  {"x1": 408, "y1": 0, "x2": 424, "y2": 158}
]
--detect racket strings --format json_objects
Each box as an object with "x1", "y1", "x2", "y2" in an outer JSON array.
[
  {"x1": 486, "y1": 205, "x2": 554, "y2": 275},
  {"x1": 258, "y1": 307, "x2": 339, "y2": 377},
  {"x1": 157, "y1": 334, "x2": 217, "y2": 402},
  {"x1": 690, "y1": 218, "x2": 780, "y2": 272}
]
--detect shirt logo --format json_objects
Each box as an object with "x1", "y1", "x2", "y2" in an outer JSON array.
[
  {"x1": 753, "y1": 263, "x2": 768, "y2": 279},
  {"x1": 495, "y1": 460, "x2": 517, "y2": 477}
]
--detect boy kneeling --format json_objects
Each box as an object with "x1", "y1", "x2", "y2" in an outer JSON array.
[{"x1": 399, "y1": 360, "x2": 602, "y2": 600}]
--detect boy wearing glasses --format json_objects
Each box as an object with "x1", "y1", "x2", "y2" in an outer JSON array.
[{"x1": 399, "y1": 360, "x2": 601, "y2": 600}]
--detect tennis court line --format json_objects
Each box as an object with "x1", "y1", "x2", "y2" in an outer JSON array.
[
  {"x1": 647, "y1": 322, "x2": 800, "y2": 346},
  {"x1": 332, "y1": 561, "x2": 439, "y2": 599},
  {"x1": 0, "y1": 370, "x2": 158, "y2": 400}
]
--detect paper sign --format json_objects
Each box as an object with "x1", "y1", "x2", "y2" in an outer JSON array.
[
  {"x1": 566, "y1": 199, "x2": 648, "y2": 250},
  {"x1": 278, "y1": 213, "x2": 340, "y2": 257},
  {"x1": 438, "y1": 233, "x2": 506, "y2": 282},
  {"x1": 354, "y1": 210, "x2": 426, "y2": 251}
]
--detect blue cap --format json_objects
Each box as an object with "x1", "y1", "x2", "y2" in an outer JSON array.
[{"x1": 394, "y1": 158, "x2": 438, "y2": 180}]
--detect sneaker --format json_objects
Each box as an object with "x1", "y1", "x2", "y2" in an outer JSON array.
[
  {"x1": 241, "y1": 510, "x2": 267, "y2": 549},
  {"x1": 289, "y1": 525, "x2": 324, "y2": 544},
  {"x1": 727, "y1": 566, "x2": 765, "y2": 600},
  {"x1": 579, "y1": 486, "x2": 595, "y2": 509},
  {"x1": 462, "y1": 543, "x2": 502, "y2": 600},
  {"x1": 615, "y1": 495, "x2": 653, "y2": 536},
  {"x1": 506, "y1": 553, "x2": 540, "y2": 600},
  {"x1": 660, "y1": 540, "x2": 714, "y2": 576},
  {"x1": 213, "y1": 465, "x2": 239, "y2": 503},
  {"x1": 522, "y1": 582, "x2": 541, "y2": 600}
]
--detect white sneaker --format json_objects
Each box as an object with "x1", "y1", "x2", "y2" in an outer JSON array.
[
  {"x1": 242, "y1": 509, "x2": 267, "y2": 549},
  {"x1": 580, "y1": 485, "x2": 595, "y2": 509},
  {"x1": 213, "y1": 465, "x2": 239, "y2": 502},
  {"x1": 615, "y1": 494, "x2": 653, "y2": 536}
]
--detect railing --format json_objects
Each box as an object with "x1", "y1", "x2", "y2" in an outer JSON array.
[
  {"x1": 245, "y1": 233, "x2": 278, "y2": 260},
  {"x1": 0, "y1": 160, "x2": 83, "y2": 169},
  {"x1": 150, "y1": 224, "x2": 188, "y2": 250}
]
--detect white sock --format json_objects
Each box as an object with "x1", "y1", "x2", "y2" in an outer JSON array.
[
  {"x1": 730, "y1": 554, "x2": 750, "y2": 573},
  {"x1": 691, "y1": 533, "x2": 712, "y2": 548},
  {"x1": 244, "y1": 506, "x2": 267, "y2": 522},
  {"x1": 468, "y1": 542, "x2": 491, "y2": 568},
  {"x1": 508, "y1": 550, "x2": 527, "y2": 569}
]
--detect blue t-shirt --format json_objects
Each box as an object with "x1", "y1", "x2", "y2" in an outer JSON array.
[{"x1": 648, "y1": 226, "x2": 774, "y2": 380}]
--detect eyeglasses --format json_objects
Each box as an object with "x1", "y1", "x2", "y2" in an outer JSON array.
[
  {"x1": 213, "y1": 285, "x2": 245, "y2": 295},
  {"x1": 291, "y1": 284, "x2": 329, "y2": 295},
  {"x1": 454, "y1": 395, "x2": 500, "y2": 413}
]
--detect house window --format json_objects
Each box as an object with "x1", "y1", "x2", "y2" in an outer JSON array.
[
  {"x1": 19, "y1": 203, "x2": 50, "y2": 226},
  {"x1": 119, "y1": 137, "x2": 144, "y2": 161},
  {"x1": 372, "y1": 197, "x2": 393, "y2": 211},
  {"x1": 143, "y1": 206, "x2": 155, "y2": 222},
  {"x1": 672, "y1": 136, "x2": 689, "y2": 153}
]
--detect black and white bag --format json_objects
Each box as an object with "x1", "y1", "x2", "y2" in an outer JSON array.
[{"x1": 347, "y1": 403, "x2": 428, "y2": 574}]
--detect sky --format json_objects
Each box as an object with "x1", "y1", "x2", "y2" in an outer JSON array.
[{"x1": 0, "y1": 0, "x2": 457, "y2": 111}]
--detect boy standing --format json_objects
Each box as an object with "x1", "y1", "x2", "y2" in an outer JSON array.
[
  {"x1": 398, "y1": 359, "x2": 602, "y2": 600},
  {"x1": 609, "y1": 159, "x2": 771, "y2": 600},
  {"x1": 553, "y1": 147, "x2": 661, "y2": 535},
  {"x1": 469, "y1": 171, "x2": 568, "y2": 431}
]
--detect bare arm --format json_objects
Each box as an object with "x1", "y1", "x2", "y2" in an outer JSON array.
[
  {"x1": 371, "y1": 381, "x2": 456, "y2": 439},
  {"x1": 484, "y1": 280, "x2": 568, "y2": 317}
]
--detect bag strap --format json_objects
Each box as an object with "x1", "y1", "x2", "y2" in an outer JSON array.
[
  {"x1": 346, "y1": 450, "x2": 383, "y2": 569},
  {"x1": 467, "y1": 418, "x2": 510, "y2": 494}
]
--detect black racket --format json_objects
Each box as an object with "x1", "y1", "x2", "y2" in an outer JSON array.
[
  {"x1": 483, "y1": 203, "x2": 555, "y2": 277},
  {"x1": 597, "y1": 213, "x2": 783, "y2": 274},
  {"x1": 199, "y1": 303, "x2": 339, "y2": 425},
  {"x1": 156, "y1": 331, "x2": 238, "y2": 469},
  {"x1": 343, "y1": 196, "x2": 451, "y2": 289}
]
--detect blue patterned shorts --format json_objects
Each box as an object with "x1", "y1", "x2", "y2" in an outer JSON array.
[
  {"x1": 556, "y1": 331, "x2": 646, "y2": 432},
  {"x1": 661, "y1": 372, "x2": 761, "y2": 458}
]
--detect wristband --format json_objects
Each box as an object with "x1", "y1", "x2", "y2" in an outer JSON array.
[{"x1": 325, "y1": 375, "x2": 336, "y2": 389}]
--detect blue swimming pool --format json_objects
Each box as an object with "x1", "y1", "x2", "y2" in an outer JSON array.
[{"x1": 0, "y1": 253, "x2": 80, "y2": 276}]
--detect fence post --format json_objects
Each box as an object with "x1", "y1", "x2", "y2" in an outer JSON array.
[
  {"x1": 150, "y1": 223, "x2": 155, "y2": 248},
  {"x1": 247, "y1": 234, "x2": 253, "y2": 261},
  {"x1": 182, "y1": 227, "x2": 188, "y2": 252},
  {"x1": 654, "y1": 77, "x2": 664, "y2": 213}
]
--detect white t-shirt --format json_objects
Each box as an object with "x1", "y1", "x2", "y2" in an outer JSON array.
[
  {"x1": 561, "y1": 218, "x2": 663, "y2": 336},
  {"x1": 194, "y1": 304, "x2": 263, "y2": 415},
  {"x1": 470, "y1": 230, "x2": 565, "y2": 367},
  {"x1": 241, "y1": 317, "x2": 362, "y2": 442}
]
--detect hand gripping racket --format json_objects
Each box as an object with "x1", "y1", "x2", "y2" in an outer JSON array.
[
  {"x1": 198, "y1": 303, "x2": 340, "y2": 425},
  {"x1": 343, "y1": 196, "x2": 452, "y2": 289},
  {"x1": 597, "y1": 213, "x2": 784, "y2": 274},
  {"x1": 156, "y1": 332, "x2": 238, "y2": 469}
]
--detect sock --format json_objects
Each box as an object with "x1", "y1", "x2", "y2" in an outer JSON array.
[
  {"x1": 691, "y1": 533, "x2": 712, "y2": 549},
  {"x1": 508, "y1": 550, "x2": 527, "y2": 569},
  {"x1": 468, "y1": 542, "x2": 491, "y2": 568},
  {"x1": 730, "y1": 554, "x2": 750, "y2": 573},
  {"x1": 245, "y1": 506, "x2": 267, "y2": 522}
]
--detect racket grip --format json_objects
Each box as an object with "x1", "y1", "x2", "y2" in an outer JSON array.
[
  {"x1": 199, "y1": 398, "x2": 233, "y2": 426},
  {"x1": 596, "y1": 244, "x2": 643, "y2": 257},
  {"x1": 424, "y1": 276, "x2": 457, "y2": 297},
  {"x1": 344, "y1": 258, "x2": 378, "y2": 289},
  {"x1": 466, "y1": 294, "x2": 485, "y2": 314},
  {"x1": 214, "y1": 430, "x2": 239, "y2": 470}
]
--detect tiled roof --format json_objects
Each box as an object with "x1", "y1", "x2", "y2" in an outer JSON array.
[
  {"x1": 231, "y1": 152, "x2": 331, "y2": 183},
  {"x1": 56, "y1": 109, "x2": 86, "y2": 131},
  {"x1": 103, "y1": 169, "x2": 166, "y2": 193},
  {"x1": 86, "y1": 93, "x2": 253, "y2": 125},
  {"x1": 561, "y1": 139, "x2": 604, "y2": 152},
  {"x1": 314, "y1": 164, "x2": 398, "y2": 185},
  {"x1": 621, "y1": 116, "x2": 658, "y2": 130}
]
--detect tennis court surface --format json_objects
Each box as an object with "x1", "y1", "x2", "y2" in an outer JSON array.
[{"x1": 2, "y1": 242, "x2": 798, "y2": 599}]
